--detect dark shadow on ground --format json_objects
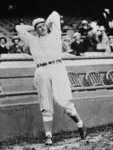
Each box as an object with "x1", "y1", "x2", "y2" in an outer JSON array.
[{"x1": 0, "y1": 123, "x2": 113, "y2": 148}]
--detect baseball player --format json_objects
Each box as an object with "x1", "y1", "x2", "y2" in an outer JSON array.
[{"x1": 15, "y1": 11, "x2": 85, "y2": 145}]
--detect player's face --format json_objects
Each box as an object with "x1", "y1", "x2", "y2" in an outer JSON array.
[{"x1": 35, "y1": 22, "x2": 48, "y2": 36}]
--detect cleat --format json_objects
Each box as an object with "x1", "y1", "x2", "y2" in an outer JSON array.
[
  {"x1": 78, "y1": 127, "x2": 87, "y2": 140},
  {"x1": 45, "y1": 135, "x2": 53, "y2": 146}
]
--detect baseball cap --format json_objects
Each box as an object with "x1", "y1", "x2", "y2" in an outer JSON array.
[{"x1": 32, "y1": 18, "x2": 45, "y2": 27}]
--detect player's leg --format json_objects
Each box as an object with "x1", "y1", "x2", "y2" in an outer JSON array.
[
  {"x1": 34, "y1": 71, "x2": 54, "y2": 145},
  {"x1": 51, "y1": 65, "x2": 86, "y2": 139},
  {"x1": 64, "y1": 102, "x2": 85, "y2": 139},
  {"x1": 42, "y1": 110, "x2": 53, "y2": 145}
]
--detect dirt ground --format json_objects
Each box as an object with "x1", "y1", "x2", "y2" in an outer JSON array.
[{"x1": 1, "y1": 124, "x2": 113, "y2": 150}]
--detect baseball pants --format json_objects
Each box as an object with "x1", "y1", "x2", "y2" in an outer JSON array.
[{"x1": 34, "y1": 62, "x2": 78, "y2": 121}]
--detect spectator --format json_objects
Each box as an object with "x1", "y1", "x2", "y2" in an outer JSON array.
[
  {"x1": 96, "y1": 26, "x2": 111, "y2": 53},
  {"x1": 89, "y1": 21, "x2": 99, "y2": 34},
  {"x1": 109, "y1": 35, "x2": 113, "y2": 52},
  {"x1": 62, "y1": 35, "x2": 71, "y2": 52},
  {"x1": 9, "y1": 36, "x2": 24, "y2": 53},
  {"x1": 71, "y1": 32, "x2": 84, "y2": 56},
  {"x1": 98, "y1": 7, "x2": 112, "y2": 35},
  {"x1": 0, "y1": 37, "x2": 9, "y2": 54},
  {"x1": 24, "y1": 45, "x2": 31, "y2": 55},
  {"x1": 62, "y1": 39, "x2": 71, "y2": 52},
  {"x1": 79, "y1": 20, "x2": 89, "y2": 36},
  {"x1": 83, "y1": 27, "x2": 98, "y2": 52}
]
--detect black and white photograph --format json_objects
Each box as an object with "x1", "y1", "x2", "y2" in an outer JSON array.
[{"x1": 0, "y1": 0, "x2": 113, "y2": 149}]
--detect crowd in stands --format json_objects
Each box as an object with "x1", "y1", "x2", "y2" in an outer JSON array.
[
  {"x1": 0, "y1": 35, "x2": 31, "y2": 55},
  {"x1": 62, "y1": 7, "x2": 113, "y2": 56},
  {"x1": 0, "y1": 7, "x2": 113, "y2": 56},
  {"x1": 62, "y1": 20, "x2": 113, "y2": 56}
]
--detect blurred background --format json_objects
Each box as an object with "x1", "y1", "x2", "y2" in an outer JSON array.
[{"x1": 0, "y1": 0, "x2": 113, "y2": 18}]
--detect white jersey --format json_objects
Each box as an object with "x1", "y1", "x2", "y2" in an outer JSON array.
[{"x1": 16, "y1": 11, "x2": 62, "y2": 64}]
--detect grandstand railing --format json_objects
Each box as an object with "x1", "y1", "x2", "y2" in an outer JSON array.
[
  {"x1": 85, "y1": 72, "x2": 104, "y2": 86},
  {"x1": 68, "y1": 72, "x2": 83, "y2": 87},
  {"x1": 106, "y1": 70, "x2": 113, "y2": 83}
]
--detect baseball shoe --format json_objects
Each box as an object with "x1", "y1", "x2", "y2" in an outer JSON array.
[
  {"x1": 45, "y1": 135, "x2": 53, "y2": 146},
  {"x1": 78, "y1": 127, "x2": 87, "y2": 140}
]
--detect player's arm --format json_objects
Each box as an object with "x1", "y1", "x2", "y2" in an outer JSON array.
[
  {"x1": 46, "y1": 11, "x2": 61, "y2": 33},
  {"x1": 15, "y1": 24, "x2": 34, "y2": 44}
]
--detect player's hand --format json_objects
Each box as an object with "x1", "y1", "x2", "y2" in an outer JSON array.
[{"x1": 47, "y1": 22, "x2": 53, "y2": 32}]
